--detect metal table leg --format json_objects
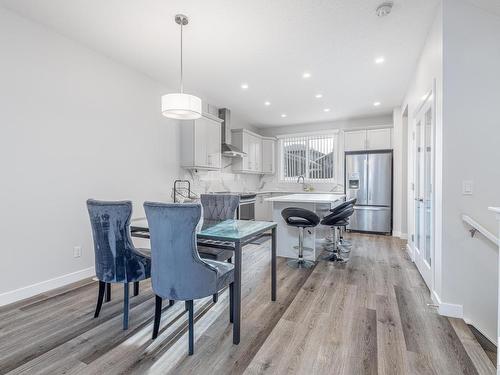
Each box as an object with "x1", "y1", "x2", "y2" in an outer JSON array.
[
  {"x1": 233, "y1": 240, "x2": 241, "y2": 345},
  {"x1": 271, "y1": 227, "x2": 277, "y2": 301}
]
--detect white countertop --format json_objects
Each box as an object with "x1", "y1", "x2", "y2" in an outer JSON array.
[
  {"x1": 256, "y1": 190, "x2": 341, "y2": 195},
  {"x1": 489, "y1": 207, "x2": 500, "y2": 215},
  {"x1": 264, "y1": 193, "x2": 345, "y2": 204}
]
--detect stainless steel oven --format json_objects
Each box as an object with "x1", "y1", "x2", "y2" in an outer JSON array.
[
  {"x1": 237, "y1": 199, "x2": 256, "y2": 220},
  {"x1": 214, "y1": 191, "x2": 256, "y2": 220}
]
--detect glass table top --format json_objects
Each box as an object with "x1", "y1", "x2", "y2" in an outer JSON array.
[
  {"x1": 130, "y1": 218, "x2": 276, "y2": 242},
  {"x1": 199, "y1": 219, "x2": 276, "y2": 241}
]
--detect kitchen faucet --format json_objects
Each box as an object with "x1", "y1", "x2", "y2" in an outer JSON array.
[{"x1": 297, "y1": 175, "x2": 306, "y2": 191}]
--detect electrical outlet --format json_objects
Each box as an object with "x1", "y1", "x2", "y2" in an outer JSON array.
[
  {"x1": 73, "y1": 246, "x2": 82, "y2": 258},
  {"x1": 462, "y1": 180, "x2": 473, "y2": 195}
]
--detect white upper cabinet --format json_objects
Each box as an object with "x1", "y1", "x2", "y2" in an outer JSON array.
[
  {"x1": 344, "y1": 127, "x2": 392, "y2": 151},
  {"x1": 231, "y1": 129, "x2": 275, "y2": 174},
  {"x1": 344, "y1": 130, "x2": 367, "y2": 151},
  {"x1": 366, "y1": 128, "x2": 392, "y2": 150},
  {"x1": 261, "y1": 137, "x2": 276, "y2": 174},
  {"x1": 181, "y1": 115, "x2": 221, "y2": 170}
]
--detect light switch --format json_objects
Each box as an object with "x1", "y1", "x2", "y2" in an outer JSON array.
[{"x1": 462, "y1": 180, "x2": 473, "y2": 195}]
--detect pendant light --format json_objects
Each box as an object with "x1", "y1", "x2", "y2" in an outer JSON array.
[{"x1": 161, "y1": 14, "x2": 202, "y2": 120}]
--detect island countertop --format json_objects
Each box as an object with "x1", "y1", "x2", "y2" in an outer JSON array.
[{"x1": 264, "y1": 193, "x2": 345, "y2": 204}]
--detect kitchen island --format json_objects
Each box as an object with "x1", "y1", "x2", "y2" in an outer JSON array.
[{"x1": 265, "y1": 193, "x2": 345, "y2": 261}]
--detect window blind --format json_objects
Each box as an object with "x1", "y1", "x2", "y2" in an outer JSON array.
[{"x1": 280, "y1": 133, "x2": 337, "y2": 182}]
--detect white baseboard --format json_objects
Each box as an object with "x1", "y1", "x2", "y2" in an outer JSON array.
[
  {"x1": 392, "y1": 231, "x2": 408, "y2": 240},
  {"x1": 406, "y1": 243, "x2": 414, "y2": 262},
  {"x1": 432, "y1": 290, "x2": 463, "y2": 318},
  {"x1": 0, "y1": 267, "x2": 95, "y2": 307},
  {"x1": 463, "y1": 317, "x2": 497, "y2": 346},
  {"x1": 432, "y1": 290, "x2": 441, "y2": 305},
  {"x1": 439, "y1": 302, "x2": 463, "y2": 318}
]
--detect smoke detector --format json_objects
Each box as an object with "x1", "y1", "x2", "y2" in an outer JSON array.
[{"x1": 376, "y1": 2, "x2": 393, "y2": 17}]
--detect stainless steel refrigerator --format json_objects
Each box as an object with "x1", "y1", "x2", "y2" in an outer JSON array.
[{"x1": 344, "y1": 151, "x2": 392, "y2": 234}]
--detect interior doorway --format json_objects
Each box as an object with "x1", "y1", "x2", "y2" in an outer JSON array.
[{"x1": 412, "y1": 89, "x2": 435, "y2": 289}]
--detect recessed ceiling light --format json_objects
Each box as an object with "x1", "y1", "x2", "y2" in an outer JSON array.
[
  {"x1": 323, "y1": 108, "x2": 331, "y2": 112},
  {"x1": 281, "y1": 113, "x2": 287, "y2": 118},
  {"x1": 375, "y1": 56, "x2": 385, "y2": 64},
  {"x1": 315, "y1": 94, "x2": 323, "y2": 99},
  {"x1": 264, "y1": 101, "x2": 271, "y2": 106},
  {"x1": 373, "y1": 101, "x2": 381, "y2": 107},
  {"x1": 240, "y1": 83, "x2": 249, "y2": 89},
  {"x1": 302, "y1": 72, "x2": 311, "y2": 79}
]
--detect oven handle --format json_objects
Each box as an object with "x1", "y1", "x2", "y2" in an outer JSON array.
[{"x1": 239, "y1": 200, "x2": 256, "y2": 205}]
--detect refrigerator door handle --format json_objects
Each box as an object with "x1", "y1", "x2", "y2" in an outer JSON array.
[{"x1": 354, "y1": 206, "x2": 390, "y2": 211}]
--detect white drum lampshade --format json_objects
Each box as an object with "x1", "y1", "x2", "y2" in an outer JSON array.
[{"x1": 161, "y1": 93, "x2": 202, "y2": 120}]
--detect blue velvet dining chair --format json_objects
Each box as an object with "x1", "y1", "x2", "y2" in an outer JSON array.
[
  {"x1": 144, "y1": 202, "x2": 234, "y2": 355},
  {"x1": 86, "y1": 199, "x2": 152, "y2": 330},
  {"x1": 198, "y1": 194, "x2": 239, "y2": 303},
  {"x1": 198, "y1": 194, "x2": 239, "y2": 260}
]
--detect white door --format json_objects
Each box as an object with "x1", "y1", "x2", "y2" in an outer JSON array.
[
  {"x1": 194, "y1": 119, "x2": 208, "y2": 167},
  {"x1": 261, "y1": 139, "x2": 275, "y2": 174},
  {"x1": 254, "y1": 136, "x2": 262, "y2": 172},
  {"x1": 412, "y1": 93, "x2": 434, "y2": 289},
  {"x1": 206, "y1": 119, "x2": 221, "y2": 168}
]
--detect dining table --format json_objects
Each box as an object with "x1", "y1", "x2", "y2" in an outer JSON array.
[{"x1": 130, "y1": 218, "x2": 278, "y2": 345}]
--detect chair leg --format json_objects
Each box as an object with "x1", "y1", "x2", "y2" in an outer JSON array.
[
  {"x1": 187, "y1": 300, "x2": 194, "y2": 355},
  {"x1": 105, "y1": 283, "x2": 111, "y2": 302},
  {"x1": 94, "y1": 281, "x2": 105, "y2": 318},
  {"x1": 229, "y1": 282, "x2": 234, "y2": 323},
  {"x1": 152, "y1": 295, "x2": 162, "y2": 340},
  {"x1": 213, "y1": 293, "x2": 218, "y2": 303},
  {"x1": 123, "y1": 283, "x2": 129, "y2": 330},
  {"x1": 133, "y1": 281, "x2": 139, "y2": 296},
  {"x1": 169, "y1": 299, "x2": 175, "y2": 307},
  {"x1": 185, "y1": 301, "x2": 189, "y2": 311}
]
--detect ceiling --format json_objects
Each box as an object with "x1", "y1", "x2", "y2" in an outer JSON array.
[{"x1": 1, "y1": 0, "x2": 439, "y2": 127}]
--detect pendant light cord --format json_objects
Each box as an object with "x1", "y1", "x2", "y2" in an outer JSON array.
[{"x1": 180, "y1": 22, "x2": 183, "y2": 94}]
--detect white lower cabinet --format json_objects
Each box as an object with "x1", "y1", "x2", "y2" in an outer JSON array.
[{"x1": 255, "y1": 194, "x2": 273, "y2": 221}]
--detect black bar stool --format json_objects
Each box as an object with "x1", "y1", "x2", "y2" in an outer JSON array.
[
  {"x1": 332, "y1": 198, "x2": 357, "y2": 249},
  {"x1": 321, "y1": 205, "x2": 354, "y2": 262},
  {"x1": 281, "y1": 207, "x2": 320, "y2": 269}
]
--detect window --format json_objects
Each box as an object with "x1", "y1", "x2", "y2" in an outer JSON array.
[{"x1": 280, "y1": 133, "x2": 338, "y2": 182}]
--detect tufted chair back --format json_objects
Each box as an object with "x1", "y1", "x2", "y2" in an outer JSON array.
[
  {"x1": 144, "y1": 202, "x2": 220, "y2": 300},
  {"x1": 87, "y1": 199, "x2": 150, "y2": 283},
  {"x1": 200, "y1": 194, "x2": 240, "y2": 221}
]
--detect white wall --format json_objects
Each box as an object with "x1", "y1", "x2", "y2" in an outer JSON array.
[
  {"x1": 392, "y1": 107, "x2": 405, "y2": 239},
  {"x1": 440, "y1": 0, "x2": 500, "y2": 342},
  {"x1": 401, "y1": 0, "x2": 500, "y2": 343},
  {"x1": 0, "y1": 7, "x2": 182, "y2": 302},
  {"x1": 400, "y1": 2, "x2": 444, "y2": 299},
  {"x1": 257, "y1": 114, "x2": 393, "y2": 138},
  {"x1": 0, "y1": 7, "x2": 262, "y2": 304}
]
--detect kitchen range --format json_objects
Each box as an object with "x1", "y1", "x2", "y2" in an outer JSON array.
[{"x1": 213, "y1": 191, "x2": 257, "y2": 220}]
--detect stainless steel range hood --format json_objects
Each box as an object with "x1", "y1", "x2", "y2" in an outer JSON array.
[{"x1": 219, "y1": 108, "x2": 246, "y2": 158}]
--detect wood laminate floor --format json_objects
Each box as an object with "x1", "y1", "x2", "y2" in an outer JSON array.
[{"x1": 0, "y1": 234, "x2": 495, "y2": 375}]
